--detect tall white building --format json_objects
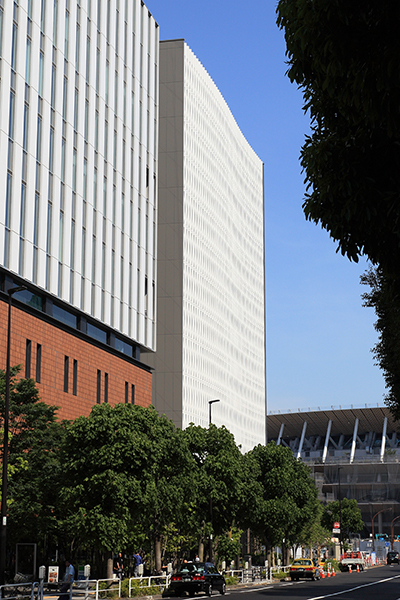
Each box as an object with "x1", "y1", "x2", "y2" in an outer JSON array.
[
  {"x1": 147, "y1": 40, "x2": 266, "y2": 452},
  {"x1": 0, "y1": 0, "x2": 158, "y2": 419}
]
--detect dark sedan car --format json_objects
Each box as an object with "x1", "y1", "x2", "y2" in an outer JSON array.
[
  {"x1": 167, "y1": 562, "x2": 226, "y2": 596},
  {"x1": 387, "y1": 551, "x2": 399, "y2": 565}
]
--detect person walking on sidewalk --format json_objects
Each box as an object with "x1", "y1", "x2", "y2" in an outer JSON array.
[
  {"x1": 133, "y1": 552, "x2": 143, "y2": 577},
  {"x1": 58, "y1": 559, "x2": 75, "y2": 600}
]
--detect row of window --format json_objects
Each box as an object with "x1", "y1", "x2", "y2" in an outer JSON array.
[
  {"x1": 96, "y1": 369, "x2": 135, "y2": 405},
  {"x1": 1, "y1": 272, "x2": 140, "y2": 362},
  {"x1": 25, "y1": 339, "x2": 135, "y2": 405}
]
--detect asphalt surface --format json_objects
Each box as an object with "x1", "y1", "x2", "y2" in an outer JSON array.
[{"x1": 222, "y1": 564, "x2": 400, "y2": 600}]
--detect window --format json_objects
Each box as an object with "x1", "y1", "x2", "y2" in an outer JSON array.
[
  {"x1": 104, "y1": 372, "x2": 108, "y2": 403},
  {"x1": 73, "y1": 359, "x2": 78, "y2": 395},
  {"x1": 53, "y1": 304, "x2": 77, "y2": 328},
  {"x1": 36, "y1": 344, "x2": 42, "y2": 383},
  {"x1": 125, "y1": 381, "x2": 129, "y2": 404},
  {"x1": 25, "y1": 339, "x2": 31, "y2": 378},
  {"x1": 115, "y1": 337, "x2": 133, "y2": 357},
  {"x1": 96, "y1": 369, "x2": 101, "y2": 403},
  {"x1": 87, "y1": 322, "x2": 107, "y2": 344},
  {"x1": 131, "y1": 384, "x2": 135, "y2": 405},
  {"x1": 64, "y1": 355, "x2": 69, "y2": 392}
]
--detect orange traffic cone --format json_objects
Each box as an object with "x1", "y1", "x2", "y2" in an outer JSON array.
[
  {"x1": 321, "y1": 570, "x2": 325, "y2": 579},
  {"x1": 349, "y1": 565, "x2": 352, "y2": 573},
  {"x1": 327, "y1": 570, "x2": 330, "y2": 577},
  {"x1": 332, "y1": 568, "x2": 336, "y2": 577},
  {"x1": 356, "y1": 564, "x2": 360, "y2": 573}
]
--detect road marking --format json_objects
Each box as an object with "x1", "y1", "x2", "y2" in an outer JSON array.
[
  {"x1": 307, "y1": 574, "x2": 400, "y2": 600},
  {"x1": 237, "y1": 587, "x2": 272, "y2": 593}
]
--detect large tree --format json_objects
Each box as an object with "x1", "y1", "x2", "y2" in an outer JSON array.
[
  {"x1": 361, "y1": 266, "x2": 400, "y2": 419},
  {"x1": 276, "y1": 1, "x2": 400, "y2": 275},
  {"x1": 182, "y1": 424, "x2": 244, "y2": 561},
  {"x1": 59, "y1": 403, "x2": 194, "y2": 575},
  {"x1": 321, "y1": 498, "x2": 364, "y2": 542},
  {"x1": 0, "y1": 367, "x2": 64, "y2": 564},
  {"x1": 241, "y1": 443, "x2": 319, "y2": 570}
]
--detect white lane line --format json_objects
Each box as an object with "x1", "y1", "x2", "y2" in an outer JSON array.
[
  {"x1": 307, "y1": 573, "x2": 400, "y2": 600},
  {"x1": 237, "y1": 587, "x2": 271, "y2": 593}
]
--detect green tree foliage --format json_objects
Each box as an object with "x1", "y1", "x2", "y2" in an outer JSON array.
[
  {"x1": 361, "y1": 266, "x2": 400, "y2": 419},
  {"x1": 276, "y1": 1, "x2": 400, "y2": 274},
  {"x1": 183, "y1": 424, "x2": 245, "y2": 551},
  {"x1": 241, "y1": 443, "x2": 319, "y2": 567},
  {"x1": 321, "y1": 498, "x2": 364, "y2": 541},
  {"x1": 59, "y1": 404, "x2": 194, "y2": 570},
  {"x1": 297, "y1": 502, "x2": 331, "y2": 553},
  {"x1": 0, "y1": 366, "x2": 64, "y2": 554},
  {"x1": 215, "y1": 528, "x2": 242, "y2": 567}
]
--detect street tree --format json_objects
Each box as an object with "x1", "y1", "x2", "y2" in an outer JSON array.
[
  {"x1": 296, "y1": 503, "x2": 331, "y2": 560},
  {"x1": 0, "y1": 366, "x2": 64, "y2": 561},
  {"x1": 276, "y1": 1, "x2": 400, "y2": 276},
  {"x1": 241, "y1": 443, "x2": 319, "y2": 569},
  {"x1": 59, "y1": 404, "x2": 194, "y2": 574},
  {"x1": 321, "y1": 498, "x2": 364, "y2": 542},
  {"x1": 183, "y1": 424, "x2": 244, "y2": 561},
  {"x1": 361, "y1": 266, "x2": 400, "y2": 419}
]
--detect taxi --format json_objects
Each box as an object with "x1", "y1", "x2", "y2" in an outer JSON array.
[{"x1": 289, "y1": 558, "x2": 320, "y2": 581}]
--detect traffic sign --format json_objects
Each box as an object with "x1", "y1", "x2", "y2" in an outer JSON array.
[{"x1": 333, "y1": 522, "x2": 340, "y2": 529}]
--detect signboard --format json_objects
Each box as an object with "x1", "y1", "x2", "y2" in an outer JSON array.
[
  {"x1": 333, "y1": 522, "x2": 340, "y2": 529},
  {"x1": 332, "y1": 528, "x2": 340, "y2": 533},
  {"x1": 48, "y1": 566, "x2": 59, "y2": 583}
]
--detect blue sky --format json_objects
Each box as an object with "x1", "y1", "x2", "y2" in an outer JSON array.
[{"x1": 145, "y1": 0, "x2": 386, "y2": 414}]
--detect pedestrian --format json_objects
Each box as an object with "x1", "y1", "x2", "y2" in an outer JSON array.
[
  {"x1": 58, "y1": 559, "x2": 75, "y2": 600},
  {"x1": 133, "y1": 551, "x2": 143, "y2": 577},
  {"x1": 115, "y1": 552, "x2": 124, "y2": 580}
]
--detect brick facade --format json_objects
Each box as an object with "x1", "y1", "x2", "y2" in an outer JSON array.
[{"x1": 0, "y1": 300, "x2": 152, "y2": 421}]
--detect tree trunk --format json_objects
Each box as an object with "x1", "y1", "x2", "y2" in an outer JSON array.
[
  {"x1": 107, "y1": 551, "x2": 114, "y2": 579},
  {"x1": 155, "y1": 536, "x2": 162, "y2": 574},
  {"x1": 265, "y1": 542, "x2": 272, "y2": 579},
  {"x1": 198, "y1": 541, "x2": 204, "y2": 562}
]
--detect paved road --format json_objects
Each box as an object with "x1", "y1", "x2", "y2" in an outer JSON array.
[{"x1": 222, "y1": 565, "x2": 400, "y2": 600}]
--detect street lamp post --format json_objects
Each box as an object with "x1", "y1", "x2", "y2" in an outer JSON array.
[
  {"x1": 372, "y1": 507, "x2": 392, "y2": 552},
  {"x1": 208, "y1": 399, "x2": 220, "y2": 426},
  {"x1": 208, "y1": 399, "x2": 220, "y2": 562},
  {"x1": 338, "y1": 466, "x2": 343, "y2": 557},
  {"x1": 390, "y1": 515, "x2": 400, "y2": 550},
  {"x1": 1, "y1": 286, "x2": 26, "y2": 585}
]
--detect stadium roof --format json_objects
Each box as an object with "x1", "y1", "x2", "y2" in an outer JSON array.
[{"x1": 267, "y1": 405, "x2": 400, "y2": 440}]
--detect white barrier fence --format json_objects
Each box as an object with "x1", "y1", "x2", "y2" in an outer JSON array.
[
  {"x1": 1, "y1": 568, "x2": 278, "y2": 600},
  {"x1": 0, "y1": 575, "x2": 170, "y2": 600}
]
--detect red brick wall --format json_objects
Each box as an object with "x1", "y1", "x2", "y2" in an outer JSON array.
[{"x1": 0, "y1": 301, "x2": 152, "y2": 421}]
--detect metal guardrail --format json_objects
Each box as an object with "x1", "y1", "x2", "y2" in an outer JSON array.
[
  {"x1": 2, "y1": 569, "x2": 272, "y2": 600},
  {"x1": 224, "y1": 568, "x2": 271, "y2": 584},
  {"x1": 0, "y1": 581, "x2": 39, "y2": 600},
  {"x1": 128, "y1": 575, "x2": 170, "y2": 596}
]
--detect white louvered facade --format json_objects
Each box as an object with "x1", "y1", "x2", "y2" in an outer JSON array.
[
  {"x1": 149, "y1": 40, "x2": 266, "y2": 452},
  {"x1": 0, "y1": 0, "x2": 158, "y2": 350}
]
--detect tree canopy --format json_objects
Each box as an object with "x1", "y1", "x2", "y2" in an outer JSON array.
[
  {"x1": 241, "y1": 443, "x2": 319, "y2": 566},
  {"x1": 321, "y1": 498, "x2": 364, "y2": 540},
  {"x1": 276, "y1": 1, "x2": 400, "y2": 275},
  {"x1": 361, "y1": 266, "x2": 400, "y2": 419},
  {"x1": 0, "y1": 367, "x2": 64, "y2": 556},
  {"x1": 183, "y1": 424, "x2": 244, "y2": 545},
  {"x1": 59, "y1": 403, "x2": 195, "y2": 571}
]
